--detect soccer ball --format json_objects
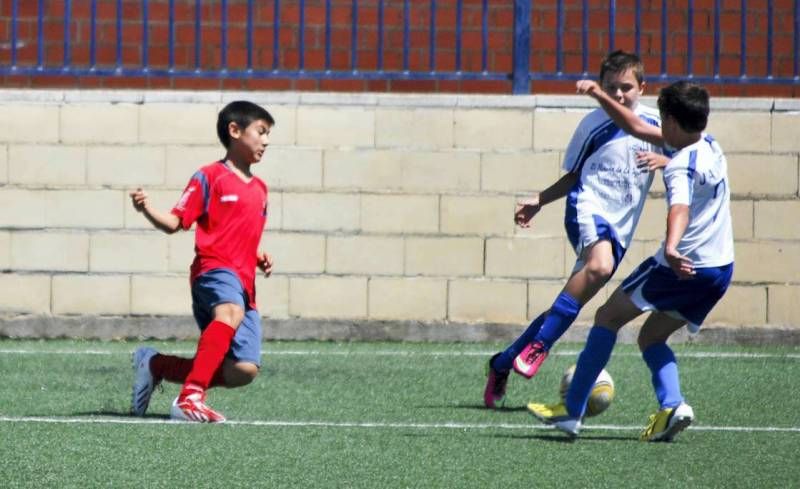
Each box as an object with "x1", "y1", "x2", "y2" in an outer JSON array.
[{"x1": 559, "y1": 364, "x2": 615, "y2": 417}]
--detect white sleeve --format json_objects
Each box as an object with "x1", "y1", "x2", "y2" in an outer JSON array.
[{"x1": 663, "y1": 155, "x2": 692, "y2": 207}]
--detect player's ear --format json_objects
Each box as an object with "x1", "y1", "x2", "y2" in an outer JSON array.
[
  {"x1": 639, "y1": 80, "x2": 646, "y2": 94},
  {"x1": 228, "y1": 121, "x2": 242, "y2": 141}
]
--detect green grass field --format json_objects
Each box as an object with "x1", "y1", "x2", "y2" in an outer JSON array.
[{"x1": 0, "y1": 339, "x2": 798, "y2": 488}]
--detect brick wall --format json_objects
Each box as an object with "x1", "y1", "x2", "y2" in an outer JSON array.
[
  {"x1": 0, "y1": 90, "x2": 798, "y2": 343},
  {"x1": 0, "y1": 0, "x2": 796, "y2": 96}
]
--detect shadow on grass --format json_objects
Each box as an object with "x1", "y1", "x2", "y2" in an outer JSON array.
[
  {"x1": 416, "y1": 403, "x2": 529, "y2": 413},
  {"x1": 479, "y1": 432, "x2": 636, "y2": 443},
  {"x1": 72, "y1": 409, "x2": 171, "y2": 420}
]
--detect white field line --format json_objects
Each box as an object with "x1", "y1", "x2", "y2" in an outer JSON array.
[
  {"x1": 0, "y1": 415, "x2": 798, "y2": 433},
  {"x1": 0, "y1": 348, "x2": 798, "y2": 359}
]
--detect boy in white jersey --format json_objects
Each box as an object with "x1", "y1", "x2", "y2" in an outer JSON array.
[
  {"x1": 529, "y1": 80, "x2": 734, "y2": 442},
  {"x1": 484, "y1": 51, "x2": 667, "y2": 409}
]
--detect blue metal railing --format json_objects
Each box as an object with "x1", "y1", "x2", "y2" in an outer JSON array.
[{"x1": 2, "y1": 0, "x2": 798, "y2": 94}]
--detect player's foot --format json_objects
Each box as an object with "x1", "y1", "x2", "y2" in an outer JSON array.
[
  {"x1": 639, "y1": 402, "x2": 694, "y2": 442},
  {"x1": 528, "y1": 401, "x2": 581, "y2": 438},
  {"x1": 513, "y1": 340, "x2": 548, "y2": 379},
  {"x1": 483, "y1": 353, "x2": 510, "y2": 409},
  {"x1": 170, "y1": 387, "x2": 226, "y2": 423},
  {"x1": 130, "y1": 346, "x2": 159, "y2": 416}
]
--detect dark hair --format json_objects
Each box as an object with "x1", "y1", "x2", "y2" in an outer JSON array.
[
  {"x1": 216, "y1": 100, "x2": 275, "y2": 148},
  {"x1": 657, "y1": 81, "x2": 709, "y2": 133},
  {"x1": 598, "y1": 50, "x2": 645, "y2": 84}
]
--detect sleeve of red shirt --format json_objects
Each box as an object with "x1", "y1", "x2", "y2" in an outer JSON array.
[{"x1": 170, "y1": 171, "x2": 209, "y2": 230}]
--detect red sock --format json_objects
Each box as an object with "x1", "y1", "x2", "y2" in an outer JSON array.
[
  {"x1": 151, "y1": 355, "x2": 228, "y2": 386},
  {"x1": 180, "y1": 320, "x2": 235, "y2": 397},
  {"x1": 150, "y1": 354, "x2": 193, "y2": 384}
]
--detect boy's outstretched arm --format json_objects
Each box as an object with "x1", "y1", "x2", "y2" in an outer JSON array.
[
  {"x1": 576, "y1": 80, "x2": 665, "y2": 147},
  {"x1": 129, "y1": 188, "x2": 181, "y2": 234},
  {"x1": 515, "y1": 173, "x2": 578, "y2": 227}
]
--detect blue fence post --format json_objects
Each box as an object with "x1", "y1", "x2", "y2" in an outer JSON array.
[{"x1": 512, "y1": 0, "x2": 531, "y2": 94}]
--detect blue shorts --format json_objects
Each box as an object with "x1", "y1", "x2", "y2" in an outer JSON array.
[
  {"x1": 567, "y1": 214, "x2": 627, "y2": 276},
  {"x1": 191, "y1": 268, "x2": 262, "y2": 366},
  {"x1": 621, "y1": 257, "x2": 733, "y2": 333}
]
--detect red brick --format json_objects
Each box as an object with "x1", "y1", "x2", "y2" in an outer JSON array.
[
  {"x1": 171, "y1": 77, "x2": 221, "y2": 90},
  {"x1": 389, "y1": 79, "x2": 440, "y2": 92},
  {"x1": 319, "y1": 78, "x2": 368, "y2": 92},
  {"x1": 242, "y1": 78, "x2": 293, "y2": 91},
  {"x1": 29, "y1": 74, "x2": 80, "y2": 88}
]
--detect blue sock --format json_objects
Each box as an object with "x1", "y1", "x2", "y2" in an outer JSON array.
[
  {"x1": 642, "y1": 342, "x2": 684, "y2": 409},
  {"x1": 534, "y1": 292, "x2": 581, "y2": 350},
  {"x1": 491, "y1": 312, "x2": 546, "y2": 372},
  {"x1": 565, "y1": 326, "x2": 617, "y2": 418}
]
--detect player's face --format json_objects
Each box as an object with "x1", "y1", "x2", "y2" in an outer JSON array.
[
  {"x1": 232, "y1": 119, "x2": 271, "y2": 163},
  {"x1": 600, "y1": 68, "x2": 644, "y2": 109}
]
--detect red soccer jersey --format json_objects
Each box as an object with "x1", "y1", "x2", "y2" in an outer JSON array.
[{"x1": 171, "y1": 160, "x2": 268, "y2": 308}]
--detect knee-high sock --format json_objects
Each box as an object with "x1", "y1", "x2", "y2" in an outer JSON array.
[
  {"x1": 150, "y1": 354, "x2": 226, "y2": 387},
  {"x1": 180, "y1": 320, "x2": 235, "y2": 396},
  {"x1": 642, "y1": 342, "x2": 684, "y2": 409},
  {"x1": 491, "y1": 312, "x2": 546, "y2": 372},
  {"x1": 534, "y1": 292, "x2": 581, "y2": 350},
  {"x1": 565, "y1": 326, "x2": 617, "y2": 418}
]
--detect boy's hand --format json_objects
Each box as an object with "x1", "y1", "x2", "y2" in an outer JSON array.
[
  {"x1": 636, "y1": 151, "x2": 670, "y2": 172},
  {"x1": 576, "y1": 79, "x2": 600, "y2": 96},
  {"x1": 257, "y1": 251, "x2": 273, "y2": 277},
  {"x1": 515, "y1": 197, "x2": 541, "y2": 228},
  {"x1": 129, "y1": 188, "x2": 149, "y2": 212},
  {"x1": 664, "y1": 247, "x2": 695, "y2": 279}
]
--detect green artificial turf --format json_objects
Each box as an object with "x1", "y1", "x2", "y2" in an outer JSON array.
[{"x1": 0, "y1": 339, "x2": 797, "y2": 488}]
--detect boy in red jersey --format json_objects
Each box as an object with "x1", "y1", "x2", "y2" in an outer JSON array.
[{"x1": 129, "y1": 100, "x2": 275, "y2": 423}]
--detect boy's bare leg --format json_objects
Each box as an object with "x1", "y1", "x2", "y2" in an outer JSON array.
[
  {"x1": 594, "y1": 284, "x2": 645, "y2": 331},
  {"x1": 221, "y1": 359, "x2": 259, "y2": 387},
  {"x1": 637, "y1": 312, "x2": 685, "y2": 351},
  {"x1": 564, "y1": 240, "x2": 615, "y2": 305}
]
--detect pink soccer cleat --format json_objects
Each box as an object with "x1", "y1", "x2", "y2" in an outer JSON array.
[
  {"x1": 513, "y1": 340, "x2": 549, "y2": 379},
  {"x1": 170, "y1": 386, "x2": 226, "y2": 423},
  {"x1": 483, "y1": 353, "x2": 510, "y2": 409}
]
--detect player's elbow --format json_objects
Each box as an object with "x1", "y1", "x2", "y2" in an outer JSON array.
[
  {"x1": 161, "y1": 216, "x2": 183, "y2": 234},
  {"x1": 163, "y1": 223, "x2": 181, "y2": 234}
]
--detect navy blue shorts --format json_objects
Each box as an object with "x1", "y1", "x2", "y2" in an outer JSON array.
[
  {"x1": 622, "y1": 257, "x2": 733, "y2": 332},
  {"x1": 191, "y1": 268, "x2": 262, "y2": 366}
]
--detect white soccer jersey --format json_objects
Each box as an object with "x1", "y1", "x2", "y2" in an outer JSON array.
[
  {"x1": 562, "y1": 104, "x2": 662, "y2": 259},
  {"x1": 655, "y1": 135, "x2": 734, "y2": 268}
]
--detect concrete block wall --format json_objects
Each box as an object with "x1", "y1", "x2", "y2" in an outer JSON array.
[{"x1": 0, "y1": 90, "x2": 798, "y2": 342}]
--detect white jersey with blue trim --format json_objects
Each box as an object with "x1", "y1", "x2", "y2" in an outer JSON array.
[
  {"x1": 656, "y1": 135, "x2": 734, "y2": 268},
  {"x1": 562, "y1": 104, "x2": 662, "y2": 257}
]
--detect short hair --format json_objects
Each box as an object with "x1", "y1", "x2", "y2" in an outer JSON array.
[
  {"x1": 657, "y1": 81, "x2": 709, "y2": 133},
  {"x1": 598, "y1": 50, "x2": 645, "y2": 84},
  {"x1": 216, "y1": 101, "x2": 275, "y2": 148}
]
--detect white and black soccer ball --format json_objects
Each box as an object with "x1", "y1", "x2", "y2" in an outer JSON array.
[{"x1": 559, "y1": 364, "x2": 615, "y2": 417}]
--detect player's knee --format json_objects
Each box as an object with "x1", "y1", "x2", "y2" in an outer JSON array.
[
  {"x1": 636, "y1": 334, "x2": 651, "y2": 352},
  {"x1": 585, "y1": 259, "x2": 614, "y2": 284},
  {"x1": 637, "y1": 329, "x2": 670, "y2": 352},
  {"x1": 213, "y1": 303, "x2": 246, "y2": 327},
  {"x1": 226, "y1": 362, "x2": 260, "y2": 387},
  {"x1": 595, "y1": 303, "x2": 623, "y2": 329}
]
